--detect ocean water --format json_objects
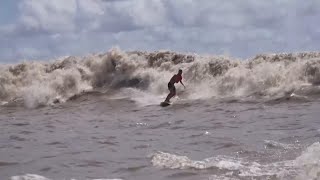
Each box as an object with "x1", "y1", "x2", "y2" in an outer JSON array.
[{"x1": 1, "y1": 49, "x2": 320, "y2": 180}]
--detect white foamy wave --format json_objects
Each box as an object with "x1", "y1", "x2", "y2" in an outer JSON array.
[
  {"x1": 115, "y1": 88, "x2": 165, "y2": 106},
  {"x1": 151, "y1": 151, "x2": 295, "y2": 178},
  {"x1": 295, "y1": 142, "x2": 320, "y2": 180},
  {"x1": 10, "y1": 174, "x2": 122, "y2": 180},
  {"x1": 2, "y1": 48, "x2": 320, "y2": 107},
  {"x1": 11, "y1": 174, "x2": 49, "y2": 180},
  {"x1": 1, "y1": 101, "x2": 8, "y2": 105},
  {"x1": 151, "y1": 142, "x2": 320, "y2": 179},
  {"x1": 264, "y1": 140, "x2": 299, "y2": 150},
  {"x1": 22, "y1": 68, "x2": 92, "y2": 108},
  {"x1": 208, "y1": 174, "x2": 239, "y2": 180},
  {"x1": 0, "y1": 58, "x2": 93, "y2": 108}
]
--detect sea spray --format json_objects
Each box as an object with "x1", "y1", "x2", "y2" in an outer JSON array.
[{"x1": 1, "y1": 48, "x2": 320, "y2": 107}]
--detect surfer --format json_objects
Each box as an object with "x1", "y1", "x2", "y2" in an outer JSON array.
[{"x1": 165, "y1": 69, "x2": 185, "y2": 103}]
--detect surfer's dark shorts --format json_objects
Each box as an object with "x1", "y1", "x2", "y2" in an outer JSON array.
[{"x1": 168, "y1": 82, "x2": 176, "y2": 93}]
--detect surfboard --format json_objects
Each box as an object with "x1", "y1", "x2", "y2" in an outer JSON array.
[{"x1": 160, "y1": 101, "x2": 171, "y2": 107}]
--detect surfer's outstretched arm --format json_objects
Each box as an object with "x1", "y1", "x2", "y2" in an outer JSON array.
[{"x1": 180, "y1": 80, "x2": 185, "y2": 88}]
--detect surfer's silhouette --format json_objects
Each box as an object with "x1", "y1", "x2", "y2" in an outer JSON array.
[{"x1": 164, "y1": 69, "x2": 186, "y2": 103}]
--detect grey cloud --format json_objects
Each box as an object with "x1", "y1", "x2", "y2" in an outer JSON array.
[{"x1": 1, "y1": 0, "x2": 320, "y2": 62}]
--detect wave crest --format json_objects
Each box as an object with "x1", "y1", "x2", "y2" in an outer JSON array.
[{"x1": 2, "y1": 49, "x2": 320, "y2": 107}]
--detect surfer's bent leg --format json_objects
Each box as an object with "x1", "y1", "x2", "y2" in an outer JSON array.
[
  {"x1": 172, "y1": 85, "x2": 176, "y2": 97},
  {"x1": 165, "y1": 83, "x2": 175, "y2": 102}
]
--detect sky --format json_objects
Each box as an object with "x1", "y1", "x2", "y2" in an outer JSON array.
[{"x1": 0, "y1": 0, "x2": 320, "y2": 63}]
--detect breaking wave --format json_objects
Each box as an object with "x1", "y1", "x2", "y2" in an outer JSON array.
[
  {"x1": 8, "y1": 142, "x2": 320, "y2": 180},
  {"x1": 151, "y1": 142, "x2": 320, "y2": 180},
  {"x1": 151, "y1": 151, "x2": 296, "y2": 179},
  {"x1": 10, "y1": 174, "x2": 122, "y2": 180},
  {"x1": 2, "y1": 48, "x2": 320, "y2": 108}
]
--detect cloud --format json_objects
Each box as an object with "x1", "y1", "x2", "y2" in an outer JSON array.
[
  {"x1": 1, "y1": 0, "x2": 320, "y2": 63},
  {"x1": 18, "y1": 0, "x2": 77, "y2": 33}
]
